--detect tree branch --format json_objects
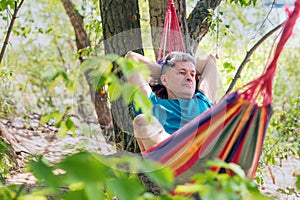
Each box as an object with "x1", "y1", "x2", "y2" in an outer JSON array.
[
  {"x1": 0, "y1": 0, "x2": 25, "y2": 65},
  {"x1": 225, "y1": 22, "x2": 284, "y2": 94}
]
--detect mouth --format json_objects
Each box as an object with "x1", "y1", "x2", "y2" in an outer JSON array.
[{"x1": 182, "y1": 83, "x2": 194, "y2": 88}]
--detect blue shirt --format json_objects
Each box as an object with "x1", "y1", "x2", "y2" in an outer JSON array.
[{"x1": 149, "y1": 91, "x2": 213, "y2": 134}]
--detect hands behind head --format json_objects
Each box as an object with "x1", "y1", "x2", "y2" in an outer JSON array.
[{"x1": 195, "y1": 53, "x2": 217, "y2": 78}]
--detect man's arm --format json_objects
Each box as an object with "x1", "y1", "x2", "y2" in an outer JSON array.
[
  {"x1": 125, "y1": 51, "x2": 161, "y2": 97},
  {"x1": 196, "y1": 53, "x2": 219, "y2": 103}
]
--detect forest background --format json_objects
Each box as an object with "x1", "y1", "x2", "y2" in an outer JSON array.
[{"x1": 0, "y1": 0, "x2": 299, "y2": 199}]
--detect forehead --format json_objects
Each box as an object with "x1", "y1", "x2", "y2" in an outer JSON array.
[{"x1": 173, "y1": 61, "x2": 196, "y2": 71}]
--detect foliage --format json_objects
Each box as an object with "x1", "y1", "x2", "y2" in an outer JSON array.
[
  {"x1": 0, "y1": 66, "x2": 15, "y2": 118},
  {"x1": 296, "y1": 175, "x2": 300, "y2": 190},
  {"x1": 0, "y1": 151, "x2": 174, "y2": 200},
  {"x1": 0, "y1": 152, "x2": 273, "y2": 200},
  {"x1": 227, "y1": 0, "x2": 257, "y2": 6},
  {"x1": 175, "y1": 160, "x2": 270, "y2": 200},
  {"x1": 262, "y1": 97, "x2": 300, "y2": 166},
  {"x1": 40, "y1": 106, "x2": 76, "y2": 137},
  {"x1": 0, "y1": 138, "x2": 15, "y2": 184},
  {"x1": 0, "y1": 0, "x2": 14, "y2": 11},
  {"x1": 80, "y1": 55, "x2": 153, "y2": 121}
]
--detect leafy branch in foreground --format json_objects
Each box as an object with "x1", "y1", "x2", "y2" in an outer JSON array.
[
  {"x1": 26, "y1": 151, "x2": 174, "y2": 200},
  {"x1": 175, "y1": 159, "x2": 270, "y2": 200},
  {"x1": 0, "y1": 148, "x2": 280, "y2": 200},
  {"x1": 80, "y1": 54, "x2": 153, "y2": 121}
]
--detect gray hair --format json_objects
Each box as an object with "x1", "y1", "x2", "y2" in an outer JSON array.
[{"x1": 161, "y1": 51, "x2": 196, "y2": 74}]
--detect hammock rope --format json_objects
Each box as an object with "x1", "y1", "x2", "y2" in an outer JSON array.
[
  {"x1": 144, "y1": 0, "x2": 300, "y2": 188},
  {"x1": 157, "y1": 0, "x2": 186, "y2": 62}
]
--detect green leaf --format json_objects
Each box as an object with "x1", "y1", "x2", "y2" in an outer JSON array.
[
  {"x1": 106, "y1": 176, "x2": 145, "y2": 200},
  {"x1": 207, "y1": 159, "x2": 246, "y2": 178},
  {"x1": 175, "y1": 184, "x2": 207, "y2": 194},
  {"x1": 106, "y1": 73, "x2": 122, "y2": 101},
  {"x1": 62, "y1": 190, "x2": 88, "y2": 200},
  {"x1": 40, "y1": 110, "x2": 63, "y2": 124},
  {"x1": 65, "y1": 118, "x2": 75, "y2": 130},
  {"x1": 81, "y1": 57, "x2": 113, "y2": 74},
  {"x1": 43, "y1": 70, "x2": 65, "y2": 82},
  {"x1": 54, "y1": 152, "x2": 108, "y2": 200},
  {"x1": 28, "y1": 156, "x2": 59, "y2": 190},
  {"x1": 296, "y1": 175, "x2": 300, "y2": 189},
  {"x1": 55, "y1": 152, "x2": 112, "y2": 184},
  {"x1": 133, "y1": 89, "x2": 153, "y2": 121},
  {"x1": 142, "y1": 159, "x2": 174, "y2": 190},
  {"x1": 222, "y1": 62, "x2": 236, "y2": 73},
  {"x1": 117, "y1": 57, "x2": 136, "y2": 77},
  {"x1": 0, "y1": 0, "x2": 14, "y2": 11},
  {"x1": 90, "y1": 71, "x2": 107, "y2": 91},
  {"x1": 0, "y1": 138, "x2": 11, "y2": 154},
  {"x1": 104, "y1": 54, "x2": 120, "y2": 62},
  {"x1": 85, "y1": 184, "x2": 105, "y2": 200},
  {"x1": 57, "y1": 118, "x2": 75, "y2": 137},
  {"x1": 111, "y1": 156, "x2": 174, "y2": 190},
  {"x1": 117, "y1": 57, "x2": 150, "y2": 80},
  {"x1": 229, "y1": 0, "x2": 256, "y2": 6},
  {"x1": 87, "y1": 58, "x2": 114, "y2": 91},
  {"x1": 227, "y1": 163, "x2": 246, "y2": 178},
  {"x1": 57, "y1": 121, "x2": 68, "y2": 137},
  {"x1": 122, "y1": 83, "x2": 137, "y2": 104}
]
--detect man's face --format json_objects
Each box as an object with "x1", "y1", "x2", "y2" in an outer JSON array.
[{"x1": 161, "y1": 61, "x2": 196, "y2": 99}]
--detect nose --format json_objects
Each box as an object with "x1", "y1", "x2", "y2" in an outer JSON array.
[{"x1": 185, "y1": 73, "x2": 194, "y2": 82}]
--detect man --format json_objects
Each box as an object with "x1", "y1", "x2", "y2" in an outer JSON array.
[{"x1": 125, "y1": 51, "x2": 218, "y2": 151}]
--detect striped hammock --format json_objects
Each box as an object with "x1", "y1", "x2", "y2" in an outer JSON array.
[{"x1": 143, "y1": 0, "x2": 300, "y2": 185}]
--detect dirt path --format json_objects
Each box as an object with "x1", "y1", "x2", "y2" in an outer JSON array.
[{"x1": 259, "y1": 157, "x2": 300, "y2": 199}]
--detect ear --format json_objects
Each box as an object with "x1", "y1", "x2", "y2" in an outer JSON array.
[{"x1": 160, "y1": 74, "x2": 168, "y2": 86}]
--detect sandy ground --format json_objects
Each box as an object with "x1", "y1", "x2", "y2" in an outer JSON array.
[{"x1": 259, "y1": 157, "x2": 300, "y2": 200}]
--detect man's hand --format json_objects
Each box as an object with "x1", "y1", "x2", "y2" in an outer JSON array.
[
  {"x1": 196, "y1": 53, "x2": 217, "y2": 79},
  {"x1": 125, "y1": 51, "x2": 161, "y2": 80}
]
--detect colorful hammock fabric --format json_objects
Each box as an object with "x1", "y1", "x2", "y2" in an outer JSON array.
[{"x1": 143, "y1": 0, "x2": 300, "y2": 185}]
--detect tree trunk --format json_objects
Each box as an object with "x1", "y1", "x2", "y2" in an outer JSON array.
[
  {"x1": 148, "y1": 0, "x2": 222, "y2": 56},
  {"x1": 60, "y1": 0, "x2": 113, "y2": 130},
  {"x1": 186, "y1": 0, "x2": 222, "y2": 54},
  {"x1": 99, "y1": 0, "x2": 144, "y2": 152},
  {"x1": 148, "y1": 0, "x2": 168, "y2": 58}
]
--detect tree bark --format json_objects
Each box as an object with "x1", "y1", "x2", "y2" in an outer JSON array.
[
  {"x1": 186, "y1": 0, "x2": 222, "y2": 54},
  {"x1": 100, "y1": 0, "x2": 144, "y2": 55},
  {"x1": 99, "y1": 0, "x2": 144, "y2": 151},
  {"x1": 148, "y1": 0, "x2": 168, "y2": 58},
  {"x1": 148, "y1": 0, "x2": 222, "y2": 56},
  {"x1": 61, "y1": 0, "x2": 113, "y2": 130}
]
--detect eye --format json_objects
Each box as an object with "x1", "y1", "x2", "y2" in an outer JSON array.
[{"x1": 179, "y1": 71, "x2": 186, "y2": 75}]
